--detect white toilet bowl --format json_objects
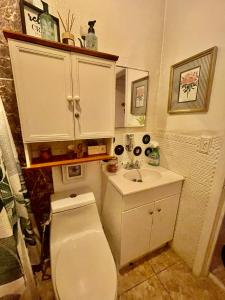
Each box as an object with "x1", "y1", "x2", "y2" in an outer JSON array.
[{"x1": 50, "y1": 187, "x2": 117, "y2": 300}]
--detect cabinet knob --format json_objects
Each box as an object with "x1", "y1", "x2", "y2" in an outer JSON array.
[
  {"x1": 74, "y1": 96, "x2": 80, "y2": 102},
  {"x1": 67, "y1": 96, "x2": 73, "y2": 103},
  {"x1": 75, "y1": 113, "x2": 80, "y2": 118},
  {"x1": 149, "y1": 211, "x2": 153, "y2": 215},
  {"x1": 157, "y1": 208, "x2": 162, "y2": 212}
]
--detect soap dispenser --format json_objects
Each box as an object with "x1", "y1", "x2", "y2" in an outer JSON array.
[
  {"x1": 148, "y1": 141, "x2": 160, "y2": 166},
  {"x1": 86, "y1": 20, "x2": 98, "y2": 51},
  {"x1": 40, "y1": 1, "x2": 55, "y2": 41}
]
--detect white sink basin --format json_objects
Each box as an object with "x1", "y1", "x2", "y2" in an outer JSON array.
[
  {"x1": 103, "y1": 164, "x2": 184, "y2": 195},
  {"x1": 123, "y1": 168, "x2": 162, "y2": 183}
]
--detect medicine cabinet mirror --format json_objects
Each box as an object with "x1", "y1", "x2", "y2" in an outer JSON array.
[{"x1": 115, "y1": 66, "x2": 149, "y2": 128}]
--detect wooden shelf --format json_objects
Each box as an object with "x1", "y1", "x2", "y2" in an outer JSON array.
[
  {"x1": 3, "y1": 30, "x2": 119, "y2": 62},
  {"x1": 24, "y1": 153, "x2": 113, "y2": 169}
]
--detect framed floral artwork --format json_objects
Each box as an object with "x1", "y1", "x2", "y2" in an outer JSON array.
[
  {"x1": 168, "y1": 47, "x2": 217, "y2": 114},
  {"x1": 131, "y1": 76, "x2": 148, "y2": 116}
]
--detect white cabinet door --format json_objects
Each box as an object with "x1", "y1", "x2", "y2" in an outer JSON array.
[
  {"x1": 9, "y1": 40, "x2": 74, "y2": 142},
  {"x1": 72, "y1": 54, "x2": 115, "y2": 139},
  {"x1": 120, "y1": 203, "x2": 154, "y2": 266},
  {"x1": 149, "y1": 195, "x2": 180, "y2": 251}
]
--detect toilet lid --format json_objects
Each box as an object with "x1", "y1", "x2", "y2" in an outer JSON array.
[{"x1": 55, "y1": 231, "x2": 117, "y2": 300}]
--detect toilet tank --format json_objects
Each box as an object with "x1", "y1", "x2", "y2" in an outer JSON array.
[
  {"x1": 50, "y1": 187, "x2": 103, "y2": 260},
  {"x1": 51, "y1": 188, "x2": 95, "y2": 213}
]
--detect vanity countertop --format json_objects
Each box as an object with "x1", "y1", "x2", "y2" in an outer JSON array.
[{"x1": 103, "y1": 164, "x2": 184, "y2": 196}]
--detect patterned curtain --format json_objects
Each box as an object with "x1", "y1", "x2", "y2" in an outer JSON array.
[{"x1": 0, "y1": 99, "x2": 39, "y2": 299}]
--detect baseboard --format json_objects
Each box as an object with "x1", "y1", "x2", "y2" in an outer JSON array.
[{"x1": 209, "y1": 272, "x2": 225, "y2": 292}]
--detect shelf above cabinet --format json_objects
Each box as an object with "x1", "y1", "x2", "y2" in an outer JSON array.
[
  {"x1": 25, "y1": 153, "x2": 113, "y2": 169},
  {"x1": 3, "y1": 30, "x2": 119, "y2": 62}
]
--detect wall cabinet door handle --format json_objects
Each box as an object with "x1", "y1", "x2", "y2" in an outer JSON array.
[
  {"x1": 67, "y1": 95, "x2": 73, "y2": 103},
  {"x1": 149, "y1": 211, "x2": 153, "y2": 215},
  {"x1": 75, "y1": 113, "x2": 80, "y2": 118},
  {"x1": 74, "y1": 96, "x2": 80, "y2": 102},
  {"x1": 157, "y1": 208, "x2": 162, "y2": 212}
]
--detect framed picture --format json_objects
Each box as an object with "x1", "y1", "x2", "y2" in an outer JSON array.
[
  {"x1": 131, "y1": 76, "x2": 149, "y2": 116},
  {"x1": 62, "y1": 164, "x2": 85, "y2": 184},
  {"x1": 19, "y1": 0, "x2": 60, "y2": 42},
  {"x1": 168, "y1": 47, "x2": 217, "y2": 114}
]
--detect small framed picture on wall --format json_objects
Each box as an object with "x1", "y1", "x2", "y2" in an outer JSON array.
[
  {"x1": 62, "y1": 164, "x2": 85, "y2": 183},
  {"x1": 131, "y1": 76, "x2": 149, "y2": 116},
  {"x1": 168, "y1": 47, "x2": 217, "y2": 114}
]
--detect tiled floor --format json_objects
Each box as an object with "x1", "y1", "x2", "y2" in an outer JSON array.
[
  {"x1": 118, "y1": 246, "x2": 225, "y2": 300},
  {"x1": 36, "y1": 246, "x2": 225, "y2": 299}
]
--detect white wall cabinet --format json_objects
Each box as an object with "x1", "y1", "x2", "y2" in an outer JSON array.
[
  {"x1": 72, "y1": 55, "x2": 115, "y2": 139},
  {"x1": 8, "y1": 39, "x2": 116, "y2": 143},
  {"x1": 102, "y1": 179, "x2": 182, "y2": 268}
]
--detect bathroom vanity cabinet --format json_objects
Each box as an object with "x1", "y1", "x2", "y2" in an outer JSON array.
[
  {"x1": 4, "y1": 30, "x2": 118, "y2": 168},
  {"x1": 101, "y1": 170, "x2": 183, "y2": 267}
]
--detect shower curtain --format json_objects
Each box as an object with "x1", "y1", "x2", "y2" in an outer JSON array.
[{"x1": 0, "y1": 98, "x2": 39, "y2": 299}]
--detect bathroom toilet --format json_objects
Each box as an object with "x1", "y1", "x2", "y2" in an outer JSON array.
[{"x1": 50, "y1": 187, "x2": 117, "y2": 300}]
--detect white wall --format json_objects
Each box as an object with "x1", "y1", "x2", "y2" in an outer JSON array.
[{"x1": 153, "y1": 0, "x2": 225, "y2": 132}]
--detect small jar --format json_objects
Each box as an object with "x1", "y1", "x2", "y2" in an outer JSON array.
[
  {"x1": 40, "y1": 147, "x2": 52, "y2": 161},
  {"x1": 62, "y1": 32, "x2": 75, "y2": 46},
  {"x1": 107, "y1": 157, "x2": 118, "y2": 173}
]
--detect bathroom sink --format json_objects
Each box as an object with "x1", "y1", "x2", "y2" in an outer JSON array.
[
  {"x1": 123, "y1": 169, "x2": 162, "y2": 183},
  {"x1": 103, "y1": 163, "x2": 184, "y2": 195}
]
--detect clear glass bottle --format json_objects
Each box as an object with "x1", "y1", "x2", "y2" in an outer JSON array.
[
  {"x1": 40, "y1": 1, "x2": 55, "y2": 41},
  {"x1": 86, "y1": 20, "x2": 98, "y2": 51}
]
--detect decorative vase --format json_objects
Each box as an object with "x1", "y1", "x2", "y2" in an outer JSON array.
[{"x1": 62, "y1": 32, "x2": 75, "y2": 46}]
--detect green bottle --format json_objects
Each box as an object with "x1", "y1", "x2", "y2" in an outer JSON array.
[
  {"x1": 148, "y1": 147, "x2": 160, "y2": 166},
  {"x1": 40, "y1": 1, "x2": 55, "y2": 41}
]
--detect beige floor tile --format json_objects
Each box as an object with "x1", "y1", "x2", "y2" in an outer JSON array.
[
  {"x1": 119, "y1": 275, "x2": 170, "y2": 300},
  {"x1": 197, "y1": 276, "x2": 225, "y2": 300},
  {"x1": 158, "y1": 262, "x2": 225, "y2": 300},
  {"x1": 150, "y1": 246, "x2": 181, "y2": 274},
  {"x1": 118, "y1": 257, "x2": 154, "y2": 295}
]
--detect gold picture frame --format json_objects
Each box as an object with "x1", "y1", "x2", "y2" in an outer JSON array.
[{"x1": 168, "y1": 47, "x2": 217, "y2": 114}]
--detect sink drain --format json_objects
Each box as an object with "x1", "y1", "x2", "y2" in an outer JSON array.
[{"x1": 132, "y1": 178, "x2": 143, "y2": 182}]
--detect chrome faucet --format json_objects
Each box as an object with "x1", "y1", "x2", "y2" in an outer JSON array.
[
  {"x1": 124, "y1": 159, "x2": 141, "y2": 170},
  {"x1": 124, "y1": 160, "x2": 143, "y2": 182}
]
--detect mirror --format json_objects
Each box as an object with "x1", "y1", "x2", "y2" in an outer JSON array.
[{"x1": 115, "y1": 66, "x2": 149, "y2": 128}]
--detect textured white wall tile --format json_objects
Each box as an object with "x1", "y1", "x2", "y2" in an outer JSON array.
[
  {"x1": 172, "y1": 178, "x2": 210, "y2": 266},
  {"x1": 152, "y1": 130, "x2": 224, "y2": 267}
]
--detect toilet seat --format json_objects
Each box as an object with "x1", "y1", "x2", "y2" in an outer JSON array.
[{"x1": 55, "y1": 230, "x2": 117, "y2": 300}]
